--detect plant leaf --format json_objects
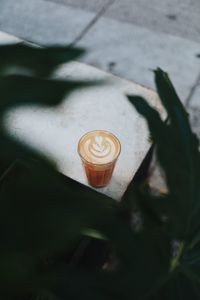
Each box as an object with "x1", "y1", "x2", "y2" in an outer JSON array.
[{"x1": 0, "y1": 44, "x2": 85, "y2": 77}]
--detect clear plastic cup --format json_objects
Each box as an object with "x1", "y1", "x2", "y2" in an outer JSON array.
[{"x1": 78, "y1": 130, "x2": 121, "y2": 188}]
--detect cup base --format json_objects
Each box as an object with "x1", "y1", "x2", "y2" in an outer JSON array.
[
  {"x1": 89, "y1": 181, "x2": 111, "y2": 188},
  {"x1": 84, "y1": 163, "x2": 114, "y2": 188}
]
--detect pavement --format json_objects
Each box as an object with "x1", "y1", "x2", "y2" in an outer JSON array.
[{"x1": 0, "y1": 0, "x2": 200, "y2": 137}]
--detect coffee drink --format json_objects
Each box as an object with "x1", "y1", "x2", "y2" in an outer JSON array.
[{"x1": 78, "y1": 130, "x2": 121, "y2": 187}]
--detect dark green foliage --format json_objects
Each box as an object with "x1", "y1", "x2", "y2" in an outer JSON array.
[
  {"x1": 0, "y1": 40, "x2": 200, "y2": 300},
  {"x1": 0, "y1": 44, "x2": 85, "y2": 77},
  {"x1": 127, "y1": 68, "x2": 200, "y2": 298}
]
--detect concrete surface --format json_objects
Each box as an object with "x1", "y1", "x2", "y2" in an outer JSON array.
[
  {"x1": 77, "y1": 17, "x2": 200, "y2": 103},
  {"x1": 0, "y1": 0, "x2": 95, "y2": 46},
  {"x1": 44, "y1": 0, "x2": 111, "y2": 12},
  {"x1": 4, "y1": 60, "x2": 164, "y2": 201},
  {"x1": 105, "y1": 0, "x2": 200, "y2": 43},
  {"x1": 0, "y1": 0, "x2": 199, "y2": 105},
  {"x1": 0, "y1": 0, "x2": 199, "y2": 133}
]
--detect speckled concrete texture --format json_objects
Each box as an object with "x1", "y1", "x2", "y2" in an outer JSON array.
[
  {"x1": 105, "y1": 0, "x2": 200, "y2": 43},
  {"x1": 0, "y1": 0, "x2": 95, "y2": 45},
  {"x1": 44, "y1": 0, "x2": 111, "y2": 12},
  {"x1": 77, "y1": 17, "x2": 200, "y2": 103},
  {"x1": 0, "y1": 0, "x2": 200, "y2": 105}
]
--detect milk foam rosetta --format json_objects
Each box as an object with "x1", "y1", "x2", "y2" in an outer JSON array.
[{"x1": 78, "y1": 130, "x2": 121, "y2": 164}]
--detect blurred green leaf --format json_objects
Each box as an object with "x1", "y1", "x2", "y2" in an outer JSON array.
[
  {"x1": 0, "y1": 159, "x2": 116, "y2": 298},
  {"x1": 0, "y1": 135, "x2": 55, "y2": 175},
  {"x1": 0, "y1": 75, "x2": 94, "y2": 111},
  {"x1": 81, "y1": 228, "x2": 108, "y2": 240},
  {"x1": 0, "y1": 159, "x2": 116, "y2": 258},
  {"x1": 154, "y1": 69, "x2": 200, "y2": 227},
  {"x1": 128, "y1": 78, "x2": 200, "y2": 241},
  {"x1": 127, "y1": 95, "x2": 187, "y2": 238},
  {"x1": 126, "y1": 68, "x2": 200, "y2": 299},
  {"x1": 0, "y1": 158, "x2": 172, "y2": 300},
  {"x1": 0, "y1": 44, "x2": 85, "y2": 77}
]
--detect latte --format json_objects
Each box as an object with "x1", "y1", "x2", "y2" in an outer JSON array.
[
  {"x1": 78, "y1": 130, "x2": 121, "y2": 165},
  {"x1": 78, "y1": 130, "x2": 121, "y2": 188}
]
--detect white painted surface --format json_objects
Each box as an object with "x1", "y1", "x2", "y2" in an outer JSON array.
[
  {"x1": 4, "y1": 61, "x2": 164, "y2": 200},
  {"x1": 0, "y1": 31, "x2": 21, "y2": 44}
]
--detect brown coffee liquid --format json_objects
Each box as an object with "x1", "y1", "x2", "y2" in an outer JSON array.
[
  {"x1": 78, "y1": 130, "x2": 121, "y2": 188},
  {"x1": 83, "y1": 162, "x2": 116, "y2": 188}
]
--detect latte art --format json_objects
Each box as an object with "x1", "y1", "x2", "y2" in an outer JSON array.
[
  {"x1": 90, "y1": 136, "x2": 111, "y2": 157},
  {"x1": 85, "y1": 135, "x2": 114, "y2": 161},
  {"x1": 78, "y1": 130, "x2": 121, "y2": 164}
]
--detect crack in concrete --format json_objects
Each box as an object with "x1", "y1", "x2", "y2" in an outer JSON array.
[
  {"x1": 185, "y1": 71, "x2": 200, "y2": 108},
  {"x1": 71, "y1": 0, "x2": 116, "y2": 46}
]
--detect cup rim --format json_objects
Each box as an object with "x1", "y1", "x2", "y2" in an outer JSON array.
[{"x1": 77, "y1": 130, "x2": 121, "y2": 166}]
